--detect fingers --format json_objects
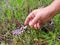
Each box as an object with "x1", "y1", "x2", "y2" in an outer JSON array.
[
  {"x1": 34, "y1": 22, "x2": 40, "y2": 29},
  {"x1": 34, "y1": 24, "x2": 37, "y2": 29},
  {"x1": 37, "y1": 22, "x2": 40, "y2": 29},
  {"x1": 24, "y1": 12, "x2": 35, "y2": 25},
  {"x1": 29, "y1": 14, "x2": 40, "y2": 28}
]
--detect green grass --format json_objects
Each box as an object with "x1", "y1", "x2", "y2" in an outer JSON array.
[{"x1": 0, "y1": 0, "x2": 60, "y2": 45}]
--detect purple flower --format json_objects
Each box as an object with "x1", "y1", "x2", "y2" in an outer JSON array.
[
  {"x1": 12, "y1": 27, "x2": 23, "y2": 35},
  {"x1": 12, "y1": 26, "x2": 27, "y2": 35}
]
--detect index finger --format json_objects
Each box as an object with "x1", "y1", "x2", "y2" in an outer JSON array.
[{"x1": 24, "y1": 12, "x2": 35, "y2": 25}]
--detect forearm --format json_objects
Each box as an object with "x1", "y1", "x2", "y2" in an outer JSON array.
[
  {"x1": 50, "y1": 0, "x2": 60, "y2": 13},
  {"x1": 44, "y1": 0, "x2": 60, "y2": 16}
]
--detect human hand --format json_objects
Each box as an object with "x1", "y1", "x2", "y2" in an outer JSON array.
[
  {"x1": 24, "y1": 8, "x2": 55, "y2": 29},
  {"x1": 24, "y1": 0, "x2": 60, "y2": 29}
]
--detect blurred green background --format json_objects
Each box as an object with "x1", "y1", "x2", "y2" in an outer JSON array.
[{"x1": 0, "y1": 0, "x2": 60, "y2": 45}]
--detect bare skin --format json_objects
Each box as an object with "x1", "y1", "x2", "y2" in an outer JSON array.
[{"x1": 24, "y1": 0, "x2": 60, "y2": 29}]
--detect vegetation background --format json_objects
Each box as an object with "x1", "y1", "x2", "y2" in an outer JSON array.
[{"x1": 0, "y1": 0, "x2": 60, "y2": 45}]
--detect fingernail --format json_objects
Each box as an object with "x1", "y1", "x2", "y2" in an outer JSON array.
[
  {"x1": 29, "y1": 22, "x2": 33, "y2": 28},
  {"x1": 29, "y1": 22, "x2": 32, "y2": 26}
]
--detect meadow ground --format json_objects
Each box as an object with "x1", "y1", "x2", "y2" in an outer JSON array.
[{"x1": 0, "y1": 0, "x2": 60, "y2": 45}]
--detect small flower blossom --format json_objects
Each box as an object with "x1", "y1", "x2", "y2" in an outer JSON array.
[
  {"x1": 12, "y1": 26, "x2": 27, "y2": 35},
  {"x1": 12, "y1": 27, "x2": 23, "y2": 35}
]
